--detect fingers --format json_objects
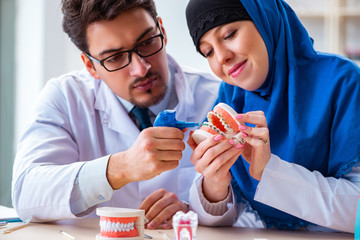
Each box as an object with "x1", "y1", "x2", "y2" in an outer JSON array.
[
  {"x1": 199, "y1": 139, "x2": 242, "y2": 176},
  {"x1": 190, "y1": 135, "x2": 225, "y2": 165},
  {"x1": 233, "y1": 112, "x2": 271, "y2": 181},
  {"x1": 139, "y1": 189, "x2": 164, "y2": 214},
  {"x1": 190, "y1": 133, "x2": 244, "y2": 173},
  {"x1": 235, "y1": 111, "x2": 267, "y2": 127},
  {"x1": 190, "y1": 135, "x2": 243, "y2": 201},
  {"x1": 138, "y1": 128, "x2": 186, "y2": 161},
  {"x1": 155, "y1": 138, "x2": 186, "y2": 151},
  {"x1": 235, "y1": 111, "x2": 269, "y2": 146},
  {"x1": 145, "y1": 127, "x2": 185, "y2": 140},
  {"x1": 188, "y1": 135, "x2": 243, "y2": 203},
  {"x1": 186, "y1": 130, "x2": 198, "y2": 151},
  {"x1": 106, "y1": 126, "x2": 190, "y2": 190},
  {"x1": 239, "y1": 124, "x2": 269, "y2": 146},
  {"x1": 212, "y1": 149, "x2": 242, "y2": 176},
  {"x1": 139, "y1": 189, "x2": 186, "y2": 229},
  {"x1": 110, "y1": 128, "x2": 186, "y2": 186},
  {"x1": 201, "y1": 151, "x2": 240, "y2": 202}
]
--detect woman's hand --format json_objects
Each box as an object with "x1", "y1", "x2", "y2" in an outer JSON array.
[
  {"x1": 235, "y1": 111, "x2": 271, "y2": 181},
  {"x1": 187, "y1": 132, "x2": 243, "y2": 202}
]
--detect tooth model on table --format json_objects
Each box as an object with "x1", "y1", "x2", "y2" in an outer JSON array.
[{"x1": 172, "y1": 210, "x2": 198, "y2": 240}]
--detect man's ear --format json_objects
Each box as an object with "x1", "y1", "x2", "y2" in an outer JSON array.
[
  {"x1": 157, "y1": 16, "x2": 167, "y2": 46},
  {"x1": 81, "y1": 52, "x2": 100, "y2": 79}
]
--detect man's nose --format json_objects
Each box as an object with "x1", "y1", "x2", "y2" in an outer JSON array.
[{"x1": 128, "y1": 52, "x2": 151, "y2": 77}]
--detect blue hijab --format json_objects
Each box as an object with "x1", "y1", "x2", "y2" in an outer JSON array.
[{"x1": 213, "y1": 0, "x2": 360, "y2": 229}]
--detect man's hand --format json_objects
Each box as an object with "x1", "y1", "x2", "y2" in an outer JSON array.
[
  {"x1": 106, "y1": 127, "x2": 185, "y2": 189},
  {"x1": 139, "y1": 188, "x2": 189, "y2": 229}
]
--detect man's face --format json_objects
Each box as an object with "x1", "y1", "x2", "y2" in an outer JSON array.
[{"x1": 83, "y1": 8, "x2": 169, "y2": 108}]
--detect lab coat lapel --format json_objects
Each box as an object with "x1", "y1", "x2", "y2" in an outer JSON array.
[
  {"x1": 94, "y1": 80, "x2": 139, "y2": 138},
  {"x1": 168, "y1": 55, "x2": 196, "y2": 121}
]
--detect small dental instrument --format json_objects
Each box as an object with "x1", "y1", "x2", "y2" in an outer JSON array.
[
  {"x1": 0, "y1": 218, "x2": 22, "y2": 223},
  {"x1": 59, "y1": 230, "x2": 77, "y2": 240},
  {"x1": 3, "y1": 216, "x2": 32, "y2": 234},
  {"x1": 144, "y1": 233, "x2": 153, "y2": 239}
]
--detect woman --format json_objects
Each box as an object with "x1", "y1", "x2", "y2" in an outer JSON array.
[{"x1": 185, "y1": 0, "x2": 360, "y2": 233}]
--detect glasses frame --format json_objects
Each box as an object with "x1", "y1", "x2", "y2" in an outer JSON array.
[{"x1": 85, "y1": 23, "x2": 164, "y2": 72}]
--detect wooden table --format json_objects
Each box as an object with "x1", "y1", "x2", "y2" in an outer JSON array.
[{"x1": 0, "y1": 217, "x2": 353, "y2": 240}]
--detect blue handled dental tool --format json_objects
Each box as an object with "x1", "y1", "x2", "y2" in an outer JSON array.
[{"x1": 154, "y1": 110, "x2": 199, "y2": 130}]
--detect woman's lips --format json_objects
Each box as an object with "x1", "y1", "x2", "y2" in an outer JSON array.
[
  {"x1": 228, "y1": 60, "x2": 247, "y2": 78},
  {"x1": 133, "y1": 76, "x2": 156, "y2": 91}
]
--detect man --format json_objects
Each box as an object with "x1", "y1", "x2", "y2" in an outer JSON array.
[{"x1": 12, "y1": 0, "x2": 220, "y2": 229}]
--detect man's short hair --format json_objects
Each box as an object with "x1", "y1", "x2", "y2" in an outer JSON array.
[{"x1": 62, "y1": 0, "x2": 158, "y2": 53}]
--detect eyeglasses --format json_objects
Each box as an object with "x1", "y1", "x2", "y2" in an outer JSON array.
[{"x1": 85, "y1": 29, "x2": 164, "y2": 72}]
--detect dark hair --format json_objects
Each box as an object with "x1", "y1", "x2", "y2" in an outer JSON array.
[{"x1": 62, "y1": 0, "x2": 158, "y2": 53}]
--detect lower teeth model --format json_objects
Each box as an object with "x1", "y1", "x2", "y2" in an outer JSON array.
[{"x1": 96, "y1": 207, "x2": 145, "y2": 240}]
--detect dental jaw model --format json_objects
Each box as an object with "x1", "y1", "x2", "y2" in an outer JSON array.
[
  {"x1": 96, "y1": 207, "x2": 144, "y2": 240},
  {"x1": 172, "y1": 211, "x2": 198, "y2": 240},
  {"x1": 192, "y1": 103, "x2": 245, "y2": 145}
]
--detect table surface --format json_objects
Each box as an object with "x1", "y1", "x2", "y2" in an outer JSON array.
[{"x1": 0, "y1": 217, "x2": 353, "y2": 240}]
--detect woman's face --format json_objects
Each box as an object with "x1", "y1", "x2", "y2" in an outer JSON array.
[{"x1": 199, "y1": 21, "x2": 269, "y2": 91}]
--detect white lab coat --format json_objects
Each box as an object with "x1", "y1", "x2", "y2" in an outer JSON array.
[
  {"x1": 189, "y1": 154, "x2": 360, "y2": 233},
  {"x1": 12, "y1": 55, "x2": 220, "y2": 221}
]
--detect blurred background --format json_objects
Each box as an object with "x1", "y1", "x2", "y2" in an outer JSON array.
[{"x1": 0, "y1": 0, "x2": 359, "y2": 207}]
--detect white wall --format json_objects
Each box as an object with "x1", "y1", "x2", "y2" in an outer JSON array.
[
  {"x1": 154, "y1": 0, "x2": 211, "y2": 72},
  {"x1": 15, "y1": 0, "x2": 84, "y2": 143},
  {"x1": 14, "y1": 0, "x2": 210, "y2": 143},
  {"x1": 15, "y1": 0, "x2": 46, "y2": 143}
]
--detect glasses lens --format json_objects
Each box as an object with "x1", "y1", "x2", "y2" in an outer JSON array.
[
  {"x1": 102, "y1": 34, "x2": 163, "y2": 72},
  {"x1": 103, "y1": 52, "x2": 129, "y2": 71},
  {"x1": 136, "y1": 35, "x2": 163, "y2": 57}
]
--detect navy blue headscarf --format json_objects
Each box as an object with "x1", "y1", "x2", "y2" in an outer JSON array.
[{"x1": 188, "y1": 0, "x2": 360, "y2": 230}]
